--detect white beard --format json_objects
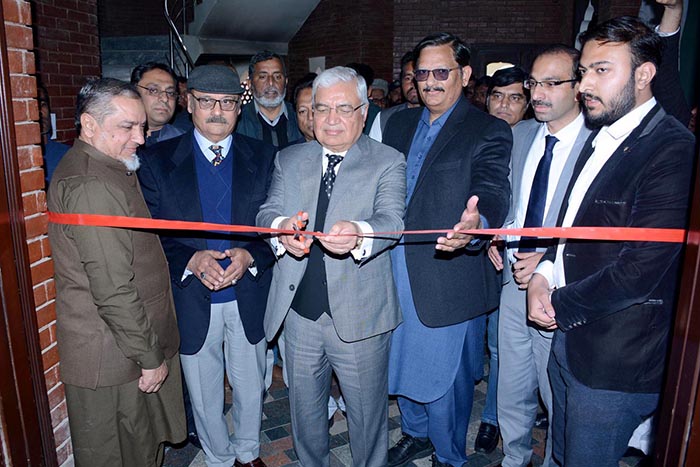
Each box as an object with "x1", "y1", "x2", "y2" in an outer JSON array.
[{"x1": 121, "y1": 153, "x2": 141, "y2": 171}]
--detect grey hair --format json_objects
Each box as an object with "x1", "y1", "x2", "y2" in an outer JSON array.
[
  {"x1": 312, "y1": 66, "x2": 368, "y2": 114},
  {"x1": 75, "y1": 78, "x2": 141, "y2": 135}
]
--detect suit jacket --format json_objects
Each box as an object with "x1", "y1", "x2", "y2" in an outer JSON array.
[
  {"x1": 236, "y1": 100, "x2": 302, "y2": 146},
  {"x1": 138, "y1": 131, "x2": 276, "y2": 354},
  {"x1": 501, "y1": 117, "x2": 592, "y2": 285},
  {"x1": 546, "y1": 105, "x2": 695, "y2": 392},
  {"x1": 256, "y1": 136, "x2": 406, "y2": 343},
  {"x1": 383, "y1": 97, "x2": 512, "y2": 326},
  {"x1": 48, "y1": 139, "x2": 180, "y2": 389}
]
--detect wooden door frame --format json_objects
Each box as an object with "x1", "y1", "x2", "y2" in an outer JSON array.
[{"x1": 0, "y1": 3, "x2": 57, "y2": 466}]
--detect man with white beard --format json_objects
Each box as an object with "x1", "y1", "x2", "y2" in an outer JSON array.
[{"x1": 236, "y1": 50, "x2": 301, "y2": 149}]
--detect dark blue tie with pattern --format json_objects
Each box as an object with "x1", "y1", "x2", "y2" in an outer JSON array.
[{"x1": 519, "y1": 135, "x2": 558, "y2": 252}]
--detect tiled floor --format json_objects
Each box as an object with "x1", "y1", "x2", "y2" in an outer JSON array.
[{"x1": 163, "y1": 365, "x2": 647, "y2": 467}]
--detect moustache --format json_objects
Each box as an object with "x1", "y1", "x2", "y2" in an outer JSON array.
[
  {"x1": 422, "y1": 86, "x2": 444, "y2": 93},
  {"x1": 531, "y1": 100, "x2": 552, "y2": 108},
  {"x1": 263, "y1": 86, "x2": 280, "y2": 95},
  {"x1": 206, "y1": 116, "x2": 228, "y2": 124},
  {"x1": 580, "y1": 92, "x2": 601, "y2": 104}
]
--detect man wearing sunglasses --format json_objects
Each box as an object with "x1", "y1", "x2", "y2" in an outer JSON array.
[
  {"x1": 131, "y1": 62, "x2": 184, "y2": 147},
  {"x1": 138, "y1": 64, "x2": 276, "y2": 467},
  {"x1": 383, "y1": 32, "x2": 511, "y2": 467}
]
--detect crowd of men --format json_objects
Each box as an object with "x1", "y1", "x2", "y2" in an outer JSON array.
[{"x1": 46, "y1": 0, "x2": 696, "y2": 466}]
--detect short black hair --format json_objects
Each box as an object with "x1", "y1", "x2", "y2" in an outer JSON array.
[
  {"x1": 345, "y1": 63, "x2": 374, "y2": 87},
  {"x1": 413, "y1": 32, "x2": 471, "y2": 68},
  {"x1": 488, "y1": 67, "x2": 529, "y2": 98},
  {"x1": 475, "y1": 75, "x2": 493, "y2": 88},
  {"x1": 578, "y1": 16, "x2": 661, "y2": 70},
  {"x1": 533, "y1": 44, "x2": 581, "y2": 79},
  {"x1": 400, "y1": 51, "x2": 414, "y2": 77},
  {"x1": 75, "y1": 78, "x2": 140, "y2": 135},
  {"x1": 249, "y1": 50, "x2": 286, "y2": 77},
  {"x1": 130, "y1": 62, "x2": 177, "y2": 86},
  {"x1": 293, "y1": 72, "x2": 317, "y2": 106}
]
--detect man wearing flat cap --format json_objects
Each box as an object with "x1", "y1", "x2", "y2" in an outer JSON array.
[{"x1": 138, "y1": 64, "x2": 276, "y2": 467}]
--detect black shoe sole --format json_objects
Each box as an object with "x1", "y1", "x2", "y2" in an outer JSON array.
[{"x1": 388, "y1": 445, "x2": 435, "y2": 467}]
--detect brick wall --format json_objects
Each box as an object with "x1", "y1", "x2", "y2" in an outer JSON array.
[
  {"x1": 290, "y1": 0, "x2": 641, "y2": 84},
  {"x1": 288, "y1": 0, "x2": 394, "y2": 86},
  {"x1": 33, "y1": 0, "x2": 100, "y2": 143},
  {"x1": 5, "y1": 0, "x2": 70, "y2": 462}
]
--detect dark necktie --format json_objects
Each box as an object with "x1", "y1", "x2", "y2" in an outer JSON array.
[
  {"x1": 210, "y1": 144, "x2": 224, "y2": 166},
  {"x1": 520, "y1": 135, "x2": 558, "y2": 252},
  {"x1": 322, "y1": 154, "x2": 343, "y2": 199}
]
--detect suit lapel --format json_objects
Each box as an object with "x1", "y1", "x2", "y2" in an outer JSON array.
[
  {"x1": 231, "y1": 135, "x2": 257, "y2": 224},
  {"x1": 170, "y1": 132, "x2": 204, "y2": 223},
  {"x1": 544, "y1": 125, "x2": 592, "y2": 226},
  {"x1": 326, "y1": 137, "x2": 365, "y2": 227},
  {"x1": 410, "y1": 98, "x2": 469, "y2": 206},
  {"x1": 300, "y1": 145, "x2": 323, "y2": 230}
]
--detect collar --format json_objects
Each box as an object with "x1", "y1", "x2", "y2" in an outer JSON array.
[
  {"x1": 544, "y1": 111, "x2": 585, "y2": 141},
  {"x1": 322, "y1": 147, "x2": 348, "y2": 158},
  {"x1": 592, "y1": 97, "x2": 657, "y2": 147},
  {"x1": 419, "y1": 97, "x2": 460, "y2": 128},
  {"x1": 193, "y1": 129, "x2": 233, "y2": 163},
  {"x1": 253, "y1": 99, "x2": 288, "y2": 126}
]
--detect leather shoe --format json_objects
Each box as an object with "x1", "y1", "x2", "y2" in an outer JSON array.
[
  {"x1": 187, "y1": 431, "x2": 202, "y2": 450},
  {"x1": 234, "y1": 458, "x2": 266, "y2": 467},
  {"x1": 388, "y1": 433, "x2": 434, "y2": 466},
  {"x1": 534, "y1": 411, "x2": 549, "y2": 430},
  {"x1": 474, "y1": 422, "x2": 499, "y2": 454},
  {"x1": 431, "y1": 454, "x2": 457, "y2": 467}
]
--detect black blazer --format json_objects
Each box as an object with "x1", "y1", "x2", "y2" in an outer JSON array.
[
  {"x1": 547, "y1": 105, "x2": 695, "y2": 392},
  {"x1": 138, "y1": 131, "x2": 276, "y2": 354},
  {"x1": 383, "y1": 97, "x2": 512, "y2": 327}
]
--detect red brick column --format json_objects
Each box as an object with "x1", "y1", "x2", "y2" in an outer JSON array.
[{"x1": 3, "y1": 0, "x2": 80, "y2": 463}]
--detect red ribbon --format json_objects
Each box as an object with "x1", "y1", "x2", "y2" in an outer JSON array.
[{"x1": 47, "y1": 212, "x2": 687, "y2": 243}]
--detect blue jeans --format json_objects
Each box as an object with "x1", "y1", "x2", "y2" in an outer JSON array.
[
  {"x1": 481, "y1": 308, "x2": 499, "y2": 427},
  {"x1": 548, "y1": 331, "x2": 658, "y2": 467}
]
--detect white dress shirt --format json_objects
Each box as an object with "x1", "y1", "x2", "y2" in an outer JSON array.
[
  {"x1": 193, "y1": 129, "x2": 232, "y2": 162},
  {"x1": 506, "y1": 113, "x2": 585, "y2": 264},
  {"x1": 535, "y1": 97, "x2": 658, "y2": 289}
]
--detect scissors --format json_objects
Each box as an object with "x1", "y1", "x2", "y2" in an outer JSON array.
[{"x1": 292, "y1": 211, "x2": 310, "y2": 254}]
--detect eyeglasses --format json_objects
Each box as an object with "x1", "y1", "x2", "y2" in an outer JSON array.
[
  {"x1": 190, "y1": 94, "x2": 240, "y2": 111},
  {"x1": 489, "y1": 91, "x2": 526, "y2": 104},
  {"x1": 524, "y1": 78, "x2": 577, "y2": 89},
  {"x1": 414, "y1": 67, "x2": 461, "y2": 82},
  {"x1": 313, "y1": 103, "x2": 365, "y2": 117},
  {"x1": 137, "y1": 85, "x2": 178, "y2": 100}
]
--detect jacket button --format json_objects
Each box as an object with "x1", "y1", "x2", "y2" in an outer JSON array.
[
  {"x1": 204, "y1": 295, "x2": 210, "y2": 302},
  {"x1": 289, "y1": 284, "x2": 295, "y2": 291}
]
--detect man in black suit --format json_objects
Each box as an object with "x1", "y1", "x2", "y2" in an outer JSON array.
[
  {"x1": 382, "y1": 33, "x2": 511, "y2": 467},
  {"x1": 528, "y1": 16, "x2": 695, "y2": 467},
  {"x1": 138, "y1": 65, "x2": 275, "y2": 467}
]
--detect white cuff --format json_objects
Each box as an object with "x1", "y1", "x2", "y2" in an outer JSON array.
[
  {"x1": 350, "y1": 221, "x2": 373, "y2": 261},
  {"x1": 270, "y1": 216, "x2": 288, "y2": 257},
  {"x1": 655, "y1": 24, "x2": 680, "y2": 37},
  {"x1": 534, "y1": 260, "x2": 555, "y2": 288}
]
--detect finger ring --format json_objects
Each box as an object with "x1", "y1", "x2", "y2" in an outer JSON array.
[
  {"x1": 200, "y1": 272, "x2": 206, "y2": 280},
  {"x1": 231, "y1": 279, "x2": 237, "y2": 285}
]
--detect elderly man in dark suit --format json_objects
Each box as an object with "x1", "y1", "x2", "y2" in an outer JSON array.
[
  {"x1": 382, "y1": 33, "x2": 511, "y2": 467},
  {"x1": 257, "y1": 66, "x2": 406, "y2": 467},
  {"x1": 138, "y1": 65, "x2": 275, "y2": 467},
  {"x1": 48, "y1": 78, "x2": 185, "y2": 466},
  {"x1": 528, "y1": 16, "x2": 695, "y2": 467}
]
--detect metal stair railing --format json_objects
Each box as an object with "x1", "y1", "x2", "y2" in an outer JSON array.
[{"x1": 164, "y1": 0, "x2": 194, "y2": 77}]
